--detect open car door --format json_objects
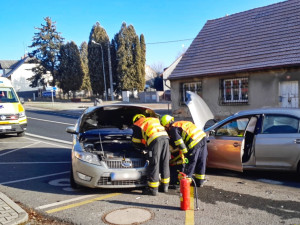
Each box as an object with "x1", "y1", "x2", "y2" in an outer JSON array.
[{"x1": 185, "y1": 91, "x2": 243, "y2": 172}]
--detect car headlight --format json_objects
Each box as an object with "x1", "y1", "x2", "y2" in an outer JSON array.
[
  {"x1": 18, "y1": 111, "x2": 26, "y2": 118},
  {"x1": 74, "y1": 151, "x2": 101, "y2": 165}
]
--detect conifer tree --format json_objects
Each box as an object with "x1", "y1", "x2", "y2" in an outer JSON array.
[
  {"x1": 114, "y1": 23, "x2": 146, "y2": 91},
  {"x1": 140, "y1": 34, "x2": 146, "y2": 90},
  {"x1": 58, "y1": 41, "x2": 84, "y2": 97},
  {"x1": 28, "y1": 17, "x2": 64, "y2": 87},
  {"x1": 133, "y1": 35, "x2": 143, "y2": 91},
  {"x1": 79, "y1": 42, "x2": 92, "y2": 95},
  {"x1": 88, "y1": 22, "x2": 110, "y2": 97}
]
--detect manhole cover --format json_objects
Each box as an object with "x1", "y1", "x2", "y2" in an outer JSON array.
[{"x1": 102, "y1": 207, "x2": 154, "y2": 225}]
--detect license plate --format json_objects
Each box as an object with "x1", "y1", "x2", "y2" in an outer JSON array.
[{"x1": 0, "y1": 125, "x2": 12, "y2": 130}]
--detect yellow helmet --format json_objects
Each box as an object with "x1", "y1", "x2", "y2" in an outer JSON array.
[
  {"x1": 160, "y1": 114, "x2": 174, "y2": 126},
  {"x1": 133, "y1": 114, "x2": 145, "y2": 123}
]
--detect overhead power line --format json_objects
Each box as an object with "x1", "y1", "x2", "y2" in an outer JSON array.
[{"x1": 146, "y1": 38, "x2": 194, "y2": 45}]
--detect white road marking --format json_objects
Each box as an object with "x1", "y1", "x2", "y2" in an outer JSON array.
[
  {"x1": 35, "y1": 194, "x2": 96, "y2": 210},
  {"x1": 48, "y1": 178, "x2": 70, "y2": 186},
  {"x1": 27, "y1": 117, "x2": 74, "y2": 126},
  {"x1": 0, "y1": 142, "x2": 33, "y2": 143},
  {"x1": 25, "y1": 133, "x2": 72, "y2": 145},
  {"x1": 0, "y1": 161, "x2": 69, "y2": 165},
  {"x1": 0, "y1": 171, "x2": 69, "y2": 185},
  {"x1": 0, "y1": 142, "x2": 40, "y2": 156}
]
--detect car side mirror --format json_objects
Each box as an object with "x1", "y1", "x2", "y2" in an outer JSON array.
[
  {"x1": 19, "y1": 97, "x2": 25, "y2": 104},
  {"x1": 66, "y1": 126, "x2": 77, "y2": 134}
]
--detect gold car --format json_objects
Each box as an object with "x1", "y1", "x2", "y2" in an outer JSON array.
[{"x1": 186, "y1": 91, "x2": 300, "y2": 174}]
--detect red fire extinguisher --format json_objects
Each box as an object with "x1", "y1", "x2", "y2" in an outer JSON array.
[{"x1": 178, "y1": 172, "x2": 190, "y2": 210}]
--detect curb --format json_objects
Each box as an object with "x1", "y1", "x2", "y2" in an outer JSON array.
[{"x1": 0, "y1": 192, "x2": 28, "y2": 225}]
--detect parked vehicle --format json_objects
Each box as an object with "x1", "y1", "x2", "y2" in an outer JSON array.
[
  {"x1": 186, "y1": 91, "x2": 300, "y2": 174},
  {"x1": 66, "y1": 104, "x2": 158, "y2": 188},
  {"x1": 0, "y1": 77, "x2": 27, "y2": 137}
]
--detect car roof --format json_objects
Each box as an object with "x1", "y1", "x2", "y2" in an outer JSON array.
[
  {"x1": 234, "y1": 107, "x2": 300, "y2": 118},
  {"x1": 83, "y1": 103, "x2": 154, "y2": 114},
  {"x1": 206, "y1": 107, "x2": 300, "y2": 132}
]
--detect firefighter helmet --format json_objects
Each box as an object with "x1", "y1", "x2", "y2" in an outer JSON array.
[
  {"x1": 160, "y1": 114, "x2": 174, "y2": 127},
  {"x1": 133, "y1": 114, "x2": 145, "y2": 123}
]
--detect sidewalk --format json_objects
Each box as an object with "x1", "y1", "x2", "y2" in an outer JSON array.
[{"x1": 0, "y1": 192, "x2": 28, "y2": 225}]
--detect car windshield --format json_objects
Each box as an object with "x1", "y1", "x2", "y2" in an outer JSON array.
[{"x1": 0, "y1": 87, "x2": 18, "y2": 103}]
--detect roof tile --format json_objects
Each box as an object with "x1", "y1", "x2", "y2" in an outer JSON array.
[{"x1": 169, "y1": 0, "x2": 300, "y2": 80}]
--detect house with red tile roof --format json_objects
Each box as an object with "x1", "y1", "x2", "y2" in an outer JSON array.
[{"x1": 168, "y1": 0, "x2": 300, "y2": 119}]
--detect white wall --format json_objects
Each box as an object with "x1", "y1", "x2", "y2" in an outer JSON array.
[{"x1": 10, "y1": 63, "x2": 40, "y2": 92}]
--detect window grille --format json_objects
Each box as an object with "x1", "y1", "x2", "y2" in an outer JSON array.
[
  {"x1": 219, "y1": 77, "x2": 249, "y2": 105},
  {"x1": 181, "y1": 81, "x2": 202, "y2": 103}
]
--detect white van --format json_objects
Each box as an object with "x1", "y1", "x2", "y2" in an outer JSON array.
[{"x1": 0, "y1": 77, "x2": 27, "y2": 136}]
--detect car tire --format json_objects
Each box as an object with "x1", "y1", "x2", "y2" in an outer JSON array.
[
  {"x1": 70, "y1": 166, "x2": 79, "y2": 189},
  {"x1": 17, "y1": 132, "x2": 25, "y2": 137}
]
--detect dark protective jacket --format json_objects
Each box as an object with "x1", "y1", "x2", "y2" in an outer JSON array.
[
  {"x1": 132, "y1": 117, "x2": 168, "y2": 147},
  {"x1": 169, "y1": 121, "x2": 206, "y2": 153}
]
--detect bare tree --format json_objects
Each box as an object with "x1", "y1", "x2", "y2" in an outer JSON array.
[{"x1": 151, "y1": 62, "x2": 165, "y2": 75}]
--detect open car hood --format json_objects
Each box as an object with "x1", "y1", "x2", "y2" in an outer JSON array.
[
  {"x1": 79, "y1": 104, "x2": 158, "y2": 133},
  {"x1": 185, "y1": 91, "x2": 214, "y2": 130}
]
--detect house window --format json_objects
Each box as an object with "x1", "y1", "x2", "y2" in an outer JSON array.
[
  {"x1": 181, "y1": 81, "x2": 202, "y2": 102},
  {"x1": 219, "y1": 77, "x2": 248, "y2": 105}
]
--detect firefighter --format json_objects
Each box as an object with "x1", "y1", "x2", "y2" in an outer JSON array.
[
  {"x1": 160, "y1": 114, "x2": 208, "y2": 187},
  {"x1": 132, "y1": 114, "x2": 170, "y2": 196}
]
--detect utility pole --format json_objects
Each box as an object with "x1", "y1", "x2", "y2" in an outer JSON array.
[{"x1": 92, "y1": 40, "x2": 107, "y2": 101}]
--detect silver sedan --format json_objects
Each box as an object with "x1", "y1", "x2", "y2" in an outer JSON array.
[{"x1": 186, "y1": 91, "x2": 300, "y2": 174}]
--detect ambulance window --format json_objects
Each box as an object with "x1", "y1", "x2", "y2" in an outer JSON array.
[{"x1": 0, "y1": 88, "x2": 18, "y2": 103}]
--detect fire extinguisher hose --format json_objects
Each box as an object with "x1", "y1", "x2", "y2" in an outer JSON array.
[{"x1": 190, "y1": 178, "x2": 199, "y2": 210}]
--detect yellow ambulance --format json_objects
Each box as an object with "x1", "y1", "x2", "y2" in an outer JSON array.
[{"x1": 0, "y1": 77, "x2": 27, "y2": 136}]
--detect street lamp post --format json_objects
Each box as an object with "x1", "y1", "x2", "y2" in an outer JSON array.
[
  {"x1": 92, "y1": 40, "x2": 107, "y2": 101},
  {"x1": 107, "y1": 44, "x2": 114, "y2": 101}
]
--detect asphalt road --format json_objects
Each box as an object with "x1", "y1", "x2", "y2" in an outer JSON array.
[{"x1": 0, "y1": 107, "x2": 300, "y2": 225}]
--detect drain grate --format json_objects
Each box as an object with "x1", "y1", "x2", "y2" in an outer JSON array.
[{"x1": 102, "y1": 207, "x2": 154, "y2": 225}]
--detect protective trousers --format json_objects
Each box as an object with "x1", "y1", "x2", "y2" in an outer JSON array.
[
  {"x1": 147, "y1": 136, "x2": 170, "y2": 190},
  {"x1": 183, "y1": 137, "x2": 207, "y2": 184}
]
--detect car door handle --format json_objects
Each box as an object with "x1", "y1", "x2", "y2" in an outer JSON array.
[
  {"x1": 233, "y1": 142, "x2": 240, "y2": 147},
  {"x1": 294, "y1": 139, "x2": 300, "y2": 144}
]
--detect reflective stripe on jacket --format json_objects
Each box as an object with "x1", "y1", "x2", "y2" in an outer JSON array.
[
  {"x1": 133, "y1": 117, "x2": 168, "y2": 146},
  {"x1": 172, "y1": 121, "x2": 206, "y2": 150}
]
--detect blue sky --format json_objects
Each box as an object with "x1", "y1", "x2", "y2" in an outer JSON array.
[{"x1": 0, "y1": 0, "x2": 283, "y2": 68}]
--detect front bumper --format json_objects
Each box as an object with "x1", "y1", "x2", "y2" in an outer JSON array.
[
  {"x1": 0, "y1": 123, "x2": 27, "y2": 134},
  {"x1": 72, "y1": 154, "x2": 148, "y2": 189}
]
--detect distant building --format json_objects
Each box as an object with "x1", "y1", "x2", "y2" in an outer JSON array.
[
  {"x1": 161, "y1": 55, "x2": 182, "y2": 91},
  {"x1": 145, "y1": 65, "x2": 157, "y2": 89},
  {"x1": 0, "y1": 56, "x2": 42, "y2": 99},
  {"x1": 169, "y1": 0, "x2": 300, "y2": 119}
]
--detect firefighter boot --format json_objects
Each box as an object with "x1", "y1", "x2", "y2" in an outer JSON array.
[
  {"x1": 159, "y1": 184, "x2": 169, "y2": 193},
  {"x1": 195, "y1": 179, "x2": 207, "y2": 187},
  {"x1": 142, "y1": 187, "x2": 158, "y2": 196}
]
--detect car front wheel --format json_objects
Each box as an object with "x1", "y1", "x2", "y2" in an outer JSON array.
[{"x1": 17, "y1": 132, "x2": 25, "y2": 137}]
